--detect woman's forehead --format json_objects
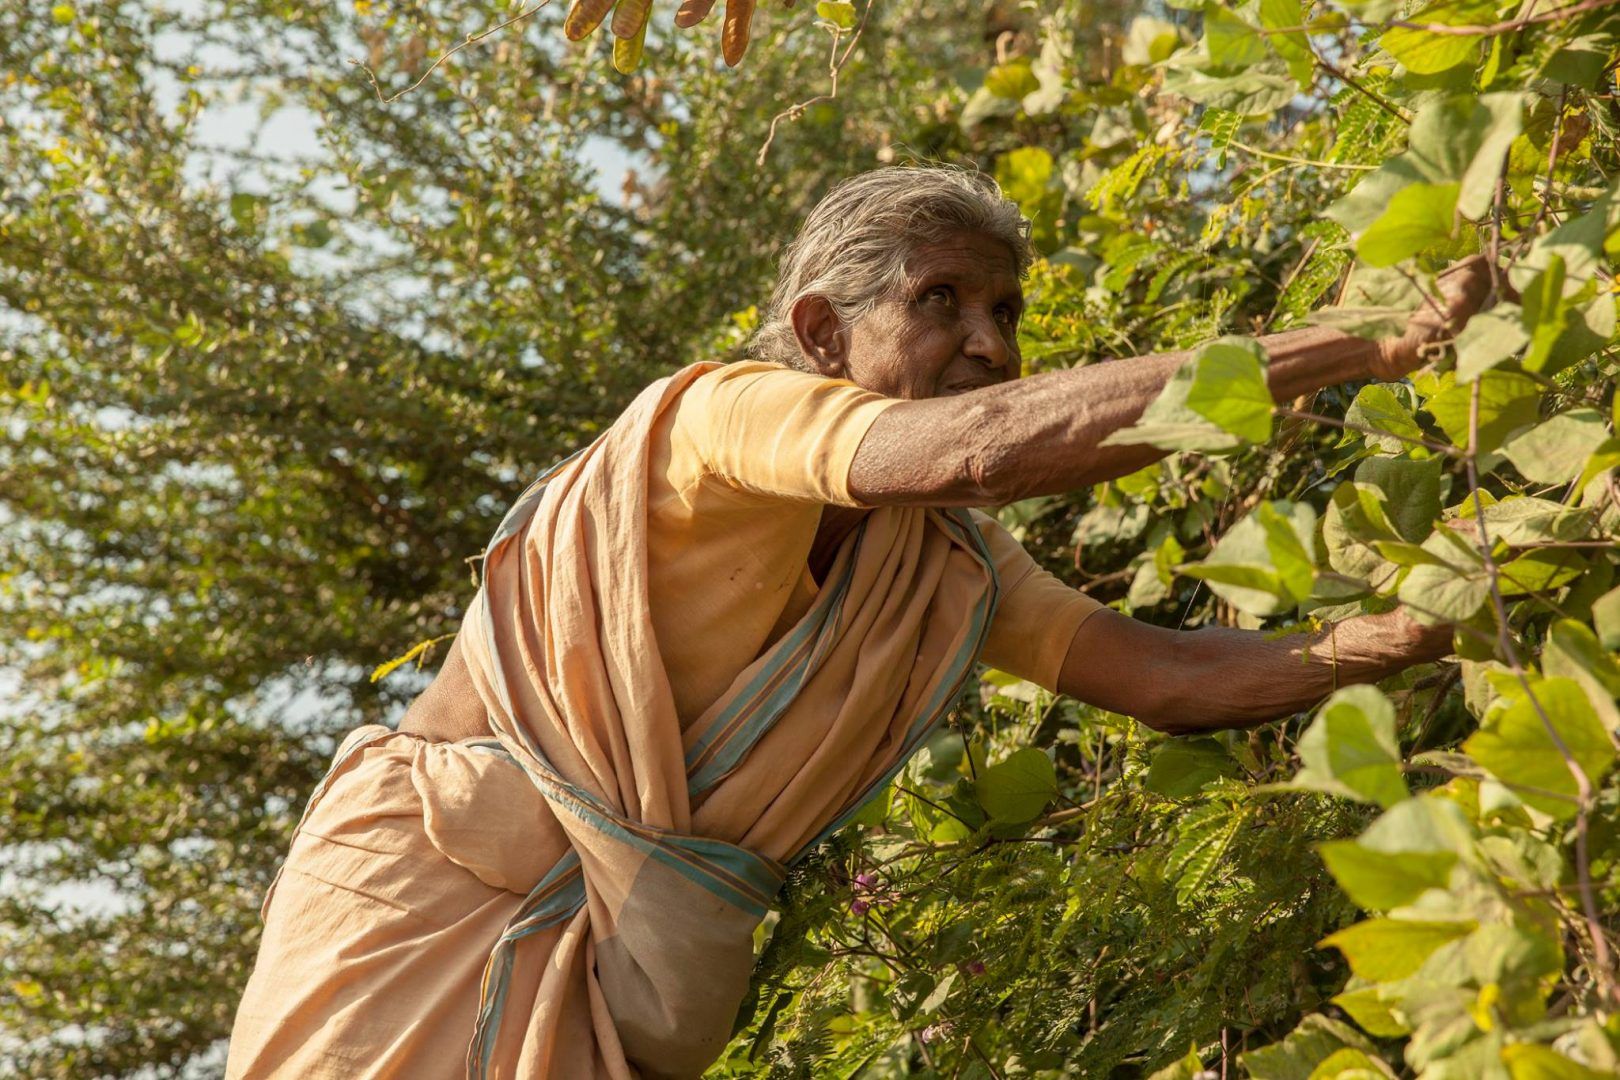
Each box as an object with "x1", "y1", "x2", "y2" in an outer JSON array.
[{"x1": 902, "y1": 232, "x2": 1022, "y2": 289}]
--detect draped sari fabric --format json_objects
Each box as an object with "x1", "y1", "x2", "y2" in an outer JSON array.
[{"x1": 228, "y1": 363, "x2": 998, "y2": 1079}]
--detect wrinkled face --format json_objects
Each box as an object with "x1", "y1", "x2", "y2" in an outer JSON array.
[{"x1": 842, "y1": 230, "x2": 1024, "y2": 400}]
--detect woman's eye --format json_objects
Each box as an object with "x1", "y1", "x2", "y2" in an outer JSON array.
[
  {"x1": 995, "y1": 306, "x2": 1015, "y2": 325},
  {"x1": 925, "y1": 286, "x2": 954, "y2": 304}
]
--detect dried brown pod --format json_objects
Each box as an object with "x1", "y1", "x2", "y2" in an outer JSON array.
[
  {"x1": 564, "y1": 0, "x2": 615, "y2": 41},
  {"x1": 722, "y1": 0, "x2": 756, "y2": 66},
  {"x1": 611, "y1": 0, "x2": 653, "y2": 40},
  {"x1": 675, "y1": 0, "x2": 718, "y2": 29}
]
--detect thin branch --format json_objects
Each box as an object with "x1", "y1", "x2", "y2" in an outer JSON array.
[
  {"x1": 349, "y1": 2, "x2": 553, "y2": 105},
  {"x1": 1275, "y1": 406, "x2": 1461, "y2": 456},
  {"x1": 757, "y1": 1, "x2": 876, "y2": 166},
  {"x1": 1229, "y1": 141, "x2": 1378, "y2": 171},
  {"x1": 1465, "y1": 376, "x2": 1618, "y2": 1009},
  {"x1": 1392, "y1": 0, "x2": 1620, "y2": 35}
]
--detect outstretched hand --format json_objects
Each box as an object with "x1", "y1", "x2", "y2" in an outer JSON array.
[{"x1": 1369, "y1": 255, "x2": 1496, "y2": 381}]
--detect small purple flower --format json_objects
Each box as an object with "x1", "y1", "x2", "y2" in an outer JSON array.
[
  {"x1": 966, "y1": 960, "x2": 986, "y2": 976},
  {"x1": 853, "y1": 872, "x2": 877, "y2": 890},
  {"x1": 919, "y1": 1022, "x2": 952, "y2": 1044},
  {"x1": 850, "y1": 898, "x2": 870, "y2": 916}
]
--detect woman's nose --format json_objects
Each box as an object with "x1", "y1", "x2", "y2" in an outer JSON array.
[{"x1": 963, "y1": 311, "x2": 1013, "y2": 370}]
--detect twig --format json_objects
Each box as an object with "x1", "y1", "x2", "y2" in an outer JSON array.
[
  {"x1": 349, "y1": 2, "x2": 553, "y2": 105},
  {"x1": 1465, "y1": 377, "x2": 1618, "y2": 1009},
  {"x1": 757, "y1": 0, "x2": 876, "y2": 166},
  {"x1": 1274, "y1": 406, "x2": 1461, "y2": 456},
  {"x1": 1229, "y1": 141, "x2": 1378, "y2": 171},
  {"x1": 1312, "y1": 55, "x2": 1410, "y2": 125},
  {"x1": 1392, "y1": 0, "x2": 1620, "y2": 35}
]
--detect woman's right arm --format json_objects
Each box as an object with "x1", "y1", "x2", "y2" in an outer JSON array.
[{"x1": 847, "y1": 258, "x2": 1490, "y2": 508}]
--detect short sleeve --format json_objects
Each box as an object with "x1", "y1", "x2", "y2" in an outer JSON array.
[
  {"x1": 975, "y1": 512, "x2": 1106, "y2": 693},
  {"x1": 680, "y1": 362, "x2": 899, "y2": 506}
]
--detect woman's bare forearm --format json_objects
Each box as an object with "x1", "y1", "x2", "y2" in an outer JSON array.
[
  {"x1": 849, "y1": 326, "x2": 1385, "y2": 507},
  {"x1": 1151, "y1": 609, "x2": 1452, "y2": 733}
]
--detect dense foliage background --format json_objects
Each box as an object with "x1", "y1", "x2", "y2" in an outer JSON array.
[{"x1": 2, "y1": 0, "x2": 1617, "y2": 1077}]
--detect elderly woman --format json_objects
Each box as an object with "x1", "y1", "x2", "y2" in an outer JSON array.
[{"x1": 227, "y1": 166, "x2": 1487, "y2": 1079}]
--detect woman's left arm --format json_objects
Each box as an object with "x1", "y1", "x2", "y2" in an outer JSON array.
[{"x1": 1056, "y1": 605, "x2": 1452, "y2": 734}]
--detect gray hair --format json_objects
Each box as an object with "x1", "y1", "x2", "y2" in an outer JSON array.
[{"x1": 747, "y1": 165, "x2": 1035, "y2": 369}]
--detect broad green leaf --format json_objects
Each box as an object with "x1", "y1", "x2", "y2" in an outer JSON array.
[
  {"x1": 1330, "y1": 986, "x2": 1410, "y2": 1038},
  {"x1": 1543, "y1": 619, "x2": 1620, "y2": 734},
  {"x1": 1345, "y1": 384, "x2": 1424, "y2": 454},
  {"x1": 1186, "y1": 337, "x2": 1273, "y2": 443},
  {"x1": 1502, "y1": 409, "x2": 1607, "y2": 485},
  {"x1": 1318, "y1": 796, "x2": 1473, "y2": 909},
  {"x1": 1469, "y1": 496, "x2": 1597, "y2": 545},
  {"x1": 1423, "y1": 370, "x2": 1541, "y2": 454},
  {"x1": 974, "y1": 747, "x2": 1057, "y2": 823},
  {"x1": 1520, "y1": 256, "x2": 1574, "y2": 373},
  {"x1": 1454, "y1": 306, "x2": 1529, "y2": 382},
  {"x1": 1294, "y1": 685, "x2": 1407, "y2": 807},
  {"x1": 1203, "y1": 5, "x2": 1270, "y2": 69},
  {"x1": 1464, "y1": 677, "x2": 1614, "y2": 818},
  {"x1": 1147, "y1": 1046, "x2": 1206, "y2": 1080},
  {"x1": 1357, "y1": 182, "x2": 1459, "y2": 267},
  {"x1": 1324, "y1": 482, "x2": 1400, "y2": 584},
  {"x1": 1239, "y1": 1014, "x2": 1384, "y2": 1079},
  {"x1": 1356, "y1": 454, "x2": 1442, "y2": 542},
  {"x1": 1307, "y1": 1047, "x2": 1398, "y2": 1079},
  {"x1": 984, "y1": 59, "x2": 1039, "y2": 99},
  {"x1": 1501, "y1": 1043, "x2": 1612, "y2": 1080},
  {"x1": 1258, "y1": 0, "x2": 1313, "y2": 88},
  {"x1": 1592, "y1": 585, "x2": 1620, "y2": 650},
  {"x1": 1183, "y1": 501, "x2": 1317, "y2": 615},
  {"x1": 1463, "y1": 923, "x2": 1562, "y2": 985},
  {"x1": 1380, "y1": 4, "x2": 1488, "y2": 74},
  {"x1": 1101, "y1": 361, "x2": 1244, "y2": 453},
  {"x1": 1497, "y1": 548, "x2": 1585, "y2": 595},
  {"x1": 1398, "y1": 526, "x2": 1488, "y2": 625},
  {"x1": 1320, "y1": 918, "x2": 1475, "y2": 981},
  {"x1": 1161, "y1": 58, "x2": 1298, "y2": 115},
  {"x1": 1509, "y1": 181, "x2": 1619, "y2": 294},
  {"x1": 1146, "y1": 737, "x2": 1241, "y2": 797},
  {"x1": 814, "y1": 0, "x2": 857, "y2": 28},
  {"x1": 1308, "y1": 264, "x2": 1427, "y2": 338},
  {"x1": 1319, "y1": 841, "x2": 1457, "y2": 911}
]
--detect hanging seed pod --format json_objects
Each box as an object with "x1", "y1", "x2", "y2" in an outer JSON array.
[
  {"x1": 721, "y1": 0, "x2": 756, "y2": 66},
  {"x1": 613, "y1": 14, "x2": 649, "y2": 72},
  {"x1": 674, "y1": 0, "x2": 717, "y2": 28},
  {"x1": 564, "y1": 0, "x2": 615, "y2": 41},
  {"x1": 611, "y1": 0, "x2": 653, "y2": 42}
]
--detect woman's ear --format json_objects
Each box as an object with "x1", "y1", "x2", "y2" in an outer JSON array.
[{"x1": 789, "y1": 295, "x2": 849, "y2": 378}]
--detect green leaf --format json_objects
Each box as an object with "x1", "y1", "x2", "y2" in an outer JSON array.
[
  {"x1": 1146, "y1": 737, "x2": 1241, "y2": 797},
  {"x1": 1345, "y1": 384, "x2": 1425, "y2": 455},
  {"x1": 1423, "y1": 370, "x2": 1541, "y2": 454},
  {"x1": 1497, "y1": 548, "x2": 1585, "y2": 595},
  {"x1": 1307, "y1": 1047, "x2": 1398, "y2": 1079},
  {"x1": 1501, "y1": 1044, "x2": 1612, "y2": 1080},
  {"x1": 1183, "y1": 501, "x2": 1317, "y2": 615},
  {"x1": 1454, "y1": 305, "x2": 1529, "y2": 382},
  {"x1": 1240, "y1": 1015, "x2": 1383, "y2": 1080},
  {"x1": 1464, "y1": 677, "x2": 1614, "y2": 818},
  {"x1": 1355, "y1": 455, "x2": 1441, "y2": 542},
  {"x1": 1101, "y1": 361, "x2": 1244, "y2": 453},
  {"x1": 974, "y1": 747, "x2": 1057, "y2": 823},
  {"x1": 1319, "y1": 918, "x2": 1475, "y2": 981},
  {"x1": 1294, "y1": 685, "x2": 1408, "y2": 808},
  {"x1": 1318, "y1": 796, "x2": 1472, "y2": 910},
  {"x1": 984, "y1": 59, "x2": 1040, "y2": 99},
  {"x1": 1503, "y1": 409, "x2": 1608, "y2": 485},
  {"x1": 1521, "y1": 255, "x2": 1573, "y2": 374},
  {"x1": 1592, "y1": 585, "x2": 1620, "y2": 650},
  {"x1": 1471, "y1": 496, "x2": 1597, "y2": 545},
  {"x1": 1330, "y1": 987, "x2": 1410, "y2": 1038},
  {"x1": 1147, "y1": 1046, "x2": 1206, "y2": 1080},
  {"x1": 814, "y1": 0, "x2": 857, "y2": 28},
  {"x1": 1356, "y1": 182, "x2": 1458, "y2": 267},
  {"x1": 1398, "y1": 525, "x2": 1489, "y2": 625},
  {"x1": 1186, "y1": 337, "x2": 1273, "y2": 443},
  {"x1": 1379, "y1": 4, "x2": 1487, "y2": 74},
  {"x1": 51, "y1": 3, "x2": 74, "y2": 24}
]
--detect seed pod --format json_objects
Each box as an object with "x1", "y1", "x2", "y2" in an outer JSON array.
[
  {"x1": 613, "y1": 14, "x2": 649, "y2": 72},
  {"x1": 722, "y1": 0, "x2": 756, "y2": 66},
  {"x1": 564, "y1": 0, "x2": 614, "y2": 41},
  {"x1": 611, "y1": 0, "x2": 652, "y2": 42},
  {"x1": 675, "y1": 0, "x2": 717, "y2": 29}
]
